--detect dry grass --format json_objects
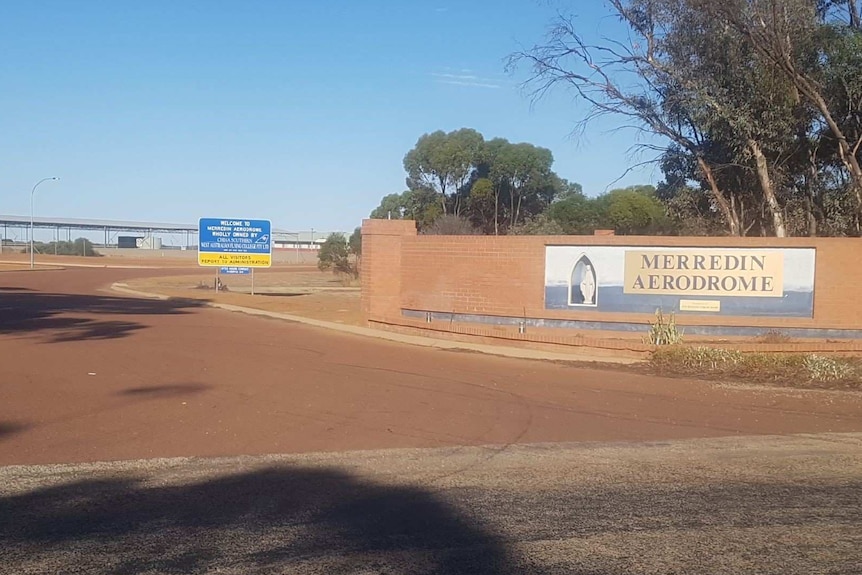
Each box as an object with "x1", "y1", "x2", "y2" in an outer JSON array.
[
  {"x1": 755, "y1": 329, "x2": 793, "y2": 344},
  {"x1": 125, "y1": 273, "x2": 363, "y2": 326},
  {"x1": 651, "y1": 346, "x2": 862, "y2": 390}
]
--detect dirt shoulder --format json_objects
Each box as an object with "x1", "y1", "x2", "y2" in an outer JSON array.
[{"x1": 2, "y1": 434, "x2": 861, "y2": 575}]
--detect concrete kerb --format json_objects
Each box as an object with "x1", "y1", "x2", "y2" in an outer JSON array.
[
  {"x1": 0, "y1": 266, "x2": 65, "y2": 272},
  {"x1": 0, "y1": 259, "x2": 164, "y2": 270},
  {"x1": 109, "y1": 282, "x2": 642, "y2": 366}
]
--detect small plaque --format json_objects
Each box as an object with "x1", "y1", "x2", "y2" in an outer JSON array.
[{"x1": 679, "y1": 299, "x2": 721, "y2": 312}]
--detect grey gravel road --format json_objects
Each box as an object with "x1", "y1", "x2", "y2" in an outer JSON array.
[{"x1": 1, "y1": 433, "x2": 861, "y2": 574}]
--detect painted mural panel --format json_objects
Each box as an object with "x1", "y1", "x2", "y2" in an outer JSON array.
[{"x1": 544, "y1": 246, "x2": 816, "y2": 317}]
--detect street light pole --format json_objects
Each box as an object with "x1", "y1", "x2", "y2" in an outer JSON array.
[{"x1": 30, "y1": 177, "x2": 59, "y2": 269}]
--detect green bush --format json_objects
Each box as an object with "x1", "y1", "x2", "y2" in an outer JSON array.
[
  {"x1": 26, "y1": 238, "x2": 100, "y2": 257},
  {"x1": 318, "y1": 233, "x2": 359, "y2": 278},
  {"x1": 644, "y1": 309, "x2": 684, "y2": 345}
]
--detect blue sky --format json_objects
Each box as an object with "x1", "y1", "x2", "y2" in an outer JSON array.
[{"x1": 1, "y1": 0, "x2": 661, "y2": 232}]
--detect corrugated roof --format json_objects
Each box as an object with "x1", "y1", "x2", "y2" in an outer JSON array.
[
  {"x1": 0, "y1": 214, "x2": 344, "y2": 241},
  {"x1": 0, "y1": 214, "x2": 196, "y2": 232}
]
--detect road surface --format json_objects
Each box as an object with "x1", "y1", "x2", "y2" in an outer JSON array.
[
  {"x1": 1, "y1": 266, "x2": 861, "y2": 466},
  {"x1": 1, "y1": 266, "x2": 861, "y2": 573}
]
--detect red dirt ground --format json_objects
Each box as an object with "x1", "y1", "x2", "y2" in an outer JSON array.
[
  {"x1": 1, "y1": 266, "x2": 861, "y2": 466},
  {"x1": 123, "y1": 270, "x2": 364, "y2": 325}
]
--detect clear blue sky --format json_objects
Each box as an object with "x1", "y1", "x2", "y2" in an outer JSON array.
[{"x1": 1, "y1": 0, "x2": 660, "y2": 232}]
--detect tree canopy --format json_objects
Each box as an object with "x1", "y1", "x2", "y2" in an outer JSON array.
[
  {"x1": 507, "y1": 0, "x2": 862, "y2": 237},
  {"x1": 374, "y1": 128, "x2": 561, "y2": 235},
  {"x1": 365, "y1": 1, "x2": 862, "y2": 238}
]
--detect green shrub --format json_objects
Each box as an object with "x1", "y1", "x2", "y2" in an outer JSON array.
[
  {"x1": 26, "y1": 238, "x2": 100, "y2": 257},
  {"x1": 318, "y1": 233, "x2": 359, "y2": 278},
  {"x1": 644, "y1": 309, "x2": 684, "y2": 345}
]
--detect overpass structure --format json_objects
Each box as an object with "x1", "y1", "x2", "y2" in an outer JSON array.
[{"x1": 0, "y1": 215, "x2": 340, "y2": 249}]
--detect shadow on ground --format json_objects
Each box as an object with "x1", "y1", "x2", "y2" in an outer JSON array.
[
  {"x1": 256, "y1": 292, "x2": 306, "y2": 297},
  {"x1": 0, "y1": 422, "x2": 28, "y2": 441},
  {"x1": 1, "y1": 462, "x2": 860, "y2": 574},
  {"x1": 0, "y1": 466, "x2": 524, "y2": 575},
  {"x1": 0, "y1": 292, "x2": 205, "y2": 342},
  {"x1": 118, "y1": 382, "x2": 211, "y2": 398}
]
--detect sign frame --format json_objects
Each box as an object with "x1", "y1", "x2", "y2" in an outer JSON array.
[{"x1": 198, "y1": 217, "x2": 272, "y2": 268}]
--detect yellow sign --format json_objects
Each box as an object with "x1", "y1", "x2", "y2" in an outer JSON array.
[
  {"x1": 679, "y1": 299, "x2": 721, "y2": 312},
  {"x1": 198, "y1": 253, "x2": 272, "y2": 267},
  {"x1": 624, "y1": 250, "x2": 783, "y2": 298}
]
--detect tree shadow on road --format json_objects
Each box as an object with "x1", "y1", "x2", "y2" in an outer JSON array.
[
  {"x1": 0, "y1": 466, "x2": 529, "y2": 575},
  {"x1": 118, "y1": 382, "x2": 211, "y2": 398},
  {"x1": 0, "y1": 292, "x2": 206, "y2": 343},
  {"x1": 0, "y1": 422, "x2": 28, "y2": 441}
]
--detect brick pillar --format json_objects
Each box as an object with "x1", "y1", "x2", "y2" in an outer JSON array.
[{"x1": 360, "y1": 219, "x2": 417, "y2": 324}]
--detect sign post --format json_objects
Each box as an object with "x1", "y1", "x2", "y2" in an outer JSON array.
[{"x1": 198, "y1": 218, "x2": 272, "y2": 294}]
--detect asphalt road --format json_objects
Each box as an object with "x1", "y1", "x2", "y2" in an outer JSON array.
[
  {"x1": 2, "y1": 266, "x2": 862, "y2": 573},
  {"x1": 1, "y1": 433, "x2": 860, "y2": 574},
  {"x1": 1, "y1": 267, "x2": 861, "y2": 467}
]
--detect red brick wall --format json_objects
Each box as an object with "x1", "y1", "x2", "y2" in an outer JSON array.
[
  {"x1": 360, "y1": 219, "x2": 417, "y2": 321},
  {"x1": 361, "y1": 219, "x2": 862, "y2": 332}
]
